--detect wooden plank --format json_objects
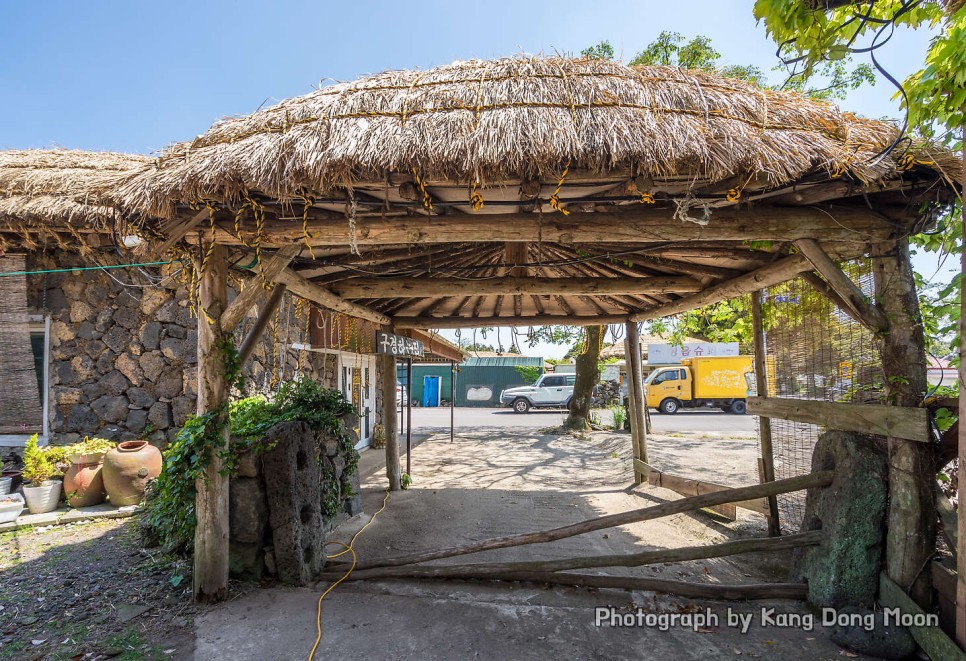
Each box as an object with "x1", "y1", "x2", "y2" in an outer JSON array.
[
  {"x1": 194, "y1": 245, "x2": 229, "y2": 604},
  {"x1": 879, "y1": 573, "x2": 966, "y2": 661},
  {"x1": 631, "y1": 255, "x2": 814, "y2": 322},
  {"x1": 273, "y1": 267, "x2": 391, "y2": 325},
  {"x1": 219, "y1": 244, "x2": 301, "y2": 332},
  {"x1": 752, "y1": 291, "x2": 781, "y2": 537},
  {"x1": 795, "y1": 238, "x2": 889, "y2": 332},
  {"x1": 329, "y1": 275, "x2": 702, "y2": 298},
  {"x1": 634, "y1": 459, "x2": 770, "y2": 518},
  {"x1": 626, "y1": 322, "x2": 648, "y2": 484},
  {"x1": 747, "y1": 397, "x2": 930, "y2": 444},
  {"x1": 237, "y1": 205, "x2": 898, "y2": 245},
  {"x1": 381, "y1": 353, "x2": 401, "y2": 491},
  {"x1": 392, "y1": 313, "x2": 628, "y2": 329}
]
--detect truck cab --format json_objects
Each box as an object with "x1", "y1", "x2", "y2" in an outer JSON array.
[
  {"x1": 500, "y1": 373, "x2": 576, "y2": 413},
  {"x1": 644, "y1": 356, "x2": 753, "y2": 415}
]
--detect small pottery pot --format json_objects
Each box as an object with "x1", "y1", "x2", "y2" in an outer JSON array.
[
  {"x1": 64, "y1": 452, "x2": 106, "y2": 507},
  {"x1": 2, "y1": 471, "x2": 23, "y2": 494},
  {"x1": 102, "y1": 440, "x2": 162, "y2": 506},
  {"x1": 0, "y1": 494, "x2": 24, "y2": 524},
  {"x1": 0, "y1": 477, "x2": 10, "y2": 496},
  {"x1": 22, "y1": 480, "x2": 62, "y2": 515}
]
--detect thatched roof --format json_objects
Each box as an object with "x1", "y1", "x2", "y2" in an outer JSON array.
[
  {"x1": 116, "y1": 56, "x2": 958, "y2": 217},
  {"x1": 0, "y1": 149, "x2": 150, "y2": 228}
]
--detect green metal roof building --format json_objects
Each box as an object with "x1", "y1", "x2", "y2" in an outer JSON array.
[{"x1": 408, "y1": 356, "x2": 544, "y2": 407}]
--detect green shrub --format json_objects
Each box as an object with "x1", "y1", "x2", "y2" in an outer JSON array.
[
  {"x1": 611, "y1": 405, "x2": 627, "y2": 430},
  {"x1": 22, "y1": 434, "x2": 55, "y2": 484}
]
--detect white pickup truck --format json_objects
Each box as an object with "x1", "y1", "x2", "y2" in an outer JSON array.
[{"x1": 500, "y1": 374, "x2": 576, "y2": 413}]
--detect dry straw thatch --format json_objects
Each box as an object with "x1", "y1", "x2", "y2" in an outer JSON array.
[
  {"x1": 0, "y1": 149, "x2": 150, "y2": 228},
  {"x1": 117, "y1": 56, "x2": 957, "y2": 218}
]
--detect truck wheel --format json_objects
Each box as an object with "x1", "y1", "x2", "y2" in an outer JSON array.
[
  {"x1": 512, "y1": 398, "x2": 531, "y2": 413},
  {"x1": 730, "y1": 400, "x2": 747, "y2": 415},
  {"x1": 659, "y1": 398, "x2": 680, "y2": 415}
]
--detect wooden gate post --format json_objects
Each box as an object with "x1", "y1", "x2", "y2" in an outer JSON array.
[
  {"x1": 956, "y1": 121, "x2": 966, "y2": 648},
  {"x1": 381, "y1": 352, "x2": 401, "y2": 491},
  {"x1": 194, "y1": 244, "x2": 230, "y2": 603},
  {"x1": 873, "y1": 238, "x2": 934, "y2": 609},
  {"x1": 751, "y1": 290, "x2": 781, "y2": 537},
  {"x1": 625, "y1": 321, "x2": 648, "y2": 483}
]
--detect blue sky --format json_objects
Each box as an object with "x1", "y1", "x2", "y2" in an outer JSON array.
[{"x1": 0, "y1": 1, "x2": 948, "y2": 357}]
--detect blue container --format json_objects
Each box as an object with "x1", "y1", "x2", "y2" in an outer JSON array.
[{"x1": 423, "y1": 375, "x2": 442, "y2": 407}]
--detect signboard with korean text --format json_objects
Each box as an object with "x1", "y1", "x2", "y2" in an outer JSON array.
[
  {"x1": 376, "y1": 331, "x2": 425, "y2": 357},
  {"x1": 647, "y1": 342, "x2": 739, "y2": 365}
]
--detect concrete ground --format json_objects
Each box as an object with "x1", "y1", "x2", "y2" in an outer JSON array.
[{"x1": 193, "y1": 425, "x2": 869, "y2": 660}]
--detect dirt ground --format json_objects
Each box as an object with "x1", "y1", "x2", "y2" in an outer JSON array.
[{"x1": 0, "y1": 518, "x2": 197, "y2": 660}]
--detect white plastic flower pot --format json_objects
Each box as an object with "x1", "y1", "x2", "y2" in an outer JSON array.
[
  {"x1": 22, "y1": 480, "x2": 62, "y2": 515},
  {"x1": 0, "y1": 494, "x2": 24, "y2": 524},
  {"x1": 0, "y1": 477, "x2": 11, "y2": 495}
]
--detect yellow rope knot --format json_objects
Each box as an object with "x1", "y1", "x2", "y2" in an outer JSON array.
[
  {"x1": 726, "y1": 187, "x2": 742, "y2": 202},
  {"x1": 830, "y1": 162, "x2": 848, "y2": 179},
  {"x1": 469, "y1": 180, "x2": 485, "y2": 211},
  {"x1": 898, "y1": 153, "x2": 935, "y2": 171},
  {"x1": 549, "y1": 160, "x2": 571, "y2": 216},
  {"x1": 640, "y1": 192, "x2": 655, "y2": 205},
  {"x1": 412, "y1": 169, "x2": 434, "y2": 211},
  {"x1": 300, "y1": 188, "x2": 317, "y2": 259}
]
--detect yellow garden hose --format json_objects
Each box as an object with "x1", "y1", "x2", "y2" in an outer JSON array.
[{"x1": 308, "y1": 488, "x2": 391, "y2": 660}]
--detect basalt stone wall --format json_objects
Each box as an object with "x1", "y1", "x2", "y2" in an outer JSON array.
[
  {"x1": 228, "y1": 415, "x2": 361, "y2": 582},
  {"x1": 21, "y1": 252, "x2": 340, "y2": 448}
]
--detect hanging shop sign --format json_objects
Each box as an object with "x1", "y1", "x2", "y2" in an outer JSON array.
[{"x1": 376, "y1": 331, "x2": 424, "y2": 357}]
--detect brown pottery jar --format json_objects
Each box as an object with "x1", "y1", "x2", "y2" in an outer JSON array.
[
  {"x1": 63, "y1": 452, "x2": 107, "y2": 507},
  {"x1": 102, "y1": 441, "x2": 162, "y2": 506}
]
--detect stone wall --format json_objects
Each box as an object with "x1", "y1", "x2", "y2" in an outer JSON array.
[
  {"x1": 229, "y1": 417, "x2": 362, "y2": 582},
  {"x1": 20, "y1": 252, "x2": 343, "y2": 447}
]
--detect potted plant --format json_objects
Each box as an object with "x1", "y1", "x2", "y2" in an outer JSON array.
[
  {"x1": 63, "y1": 437, "x2": 114, "y2": 507},
  {"x1": 21, "y1": 435, "x2": 62, "y2": 514},
  {"x1": 0, "y1": 493, "x2": 24, "y2": 524}
]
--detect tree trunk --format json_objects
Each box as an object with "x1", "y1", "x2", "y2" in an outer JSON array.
[
  {"x1": 564, "y1": 325, "x2": 605, "y2": 429},
  {"x1": 873, "y1": 237, "x2": 934, "y2": 609},
  {"x1": 956, "y1": 117, "x2": 966, "y2": 648}
]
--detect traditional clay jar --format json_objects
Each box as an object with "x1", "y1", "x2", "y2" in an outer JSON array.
[
  {"x1": 64, "y1": 452, "x2": 106, "y2": 507},
  {"x1": 102, "y1": 441, "x2": 162, "y2": 506}
]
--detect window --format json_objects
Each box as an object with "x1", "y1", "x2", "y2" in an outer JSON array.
[
  {"x1": 0, "y1": 315, "x2": 49, "y2": 442},
  {"x1": 542, "y1": 376, "x2": 564, "y2": 387},
  {"x1": 565, "y1": 376, "x2": 576, "y2": 386},
  {"x1": 651, "y1": 370, "x2": 680, "y2": 385}
]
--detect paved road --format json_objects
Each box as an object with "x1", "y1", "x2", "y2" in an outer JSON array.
[{"x1": 402, "y1": 405, "x2": 757, "y2": 434}]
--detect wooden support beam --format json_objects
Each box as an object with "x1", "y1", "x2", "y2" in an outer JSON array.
[
  {"x1": 237, "y1": 284, "x2": 287, "y2": 366},
  {"x1": 747, "y1": 397, "x2": 930, "y2": 444},
  {"x1": 381, "y1": 353, "x2": 401, "y2": 491},
  {"x1": 336, "y1": 470, "x2": 832, "y2": 572},
  {"x1": 874, "y1": 238, "x2": 935, "y2": 610},
  {"x1": 795, "y1": 239, "x2": 889, "y2": 332},
  {"x1": 631, "y1": 255, "x2": 814, "y2": 322},
  {"x1": 391, "y1": 313, "x2": 629, "y2": 329},
  {"x1": 879, "y1": 573, "x2": 966, "y2": 661},
  {"x1": 229, "y1": 206, "x2": 897, "y2": 245},
  {"x1": 625, "y1": 322, "x2": 648, "y2": 484},
  {"x1": 219, "y1": 244, "x2": 301, "y2": 332},
  {"x1": 273, "y1": 267, "x2": 390, "y2": 325},
  {"x1": 329, "y1": 276, "x2": 702, "y2": 299},
  {"x1": 194, "y1": 244, "x2": 230, "y2": 604},
  {"x1": 752, "y1": 291, "x2": 781, "y2": 537},
  {"x1": 505, "y1": 242, "x2": 528, "y2": 277},
  {"x1": 320, "y1": 531, "x2": 822, "y2": 582},
  {"x1": 154, "y1": 209, "x2": 209, "y2": 256}
]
